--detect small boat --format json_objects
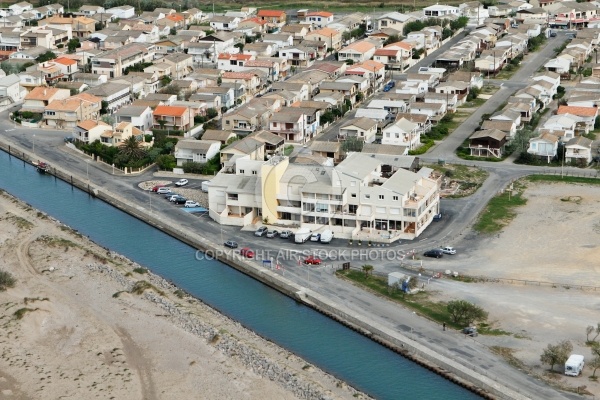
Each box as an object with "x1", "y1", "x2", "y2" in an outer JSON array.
[{"x1": 34, "y1": 161, "x2": 50, "y2": 174}]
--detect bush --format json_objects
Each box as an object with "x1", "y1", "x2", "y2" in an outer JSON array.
[{"x1": 0, "y1": 269, "x2": 16, "y2": 291}]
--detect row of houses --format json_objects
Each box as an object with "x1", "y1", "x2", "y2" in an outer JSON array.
[{"x1": 543, "y1": 31, "x2": 600, "y2": 75}]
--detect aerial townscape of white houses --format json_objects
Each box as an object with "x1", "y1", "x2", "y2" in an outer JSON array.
[{"x1": 1, "y1": 0, "x2": 599, "y2": 242}]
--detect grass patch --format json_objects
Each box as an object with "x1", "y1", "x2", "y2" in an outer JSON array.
[
  {"x1": 13, "y1": 307, "x2": 37, "y2": 320},
  {"x1": 0, "y1": 270, "x2": 17, "y2": 291},
  {"x1": 132, "y1": 267, "x2": 148, "y2": 274},
  {"x1": 428, "y1": 164, "x2": 489, "y2": 198},
  {"x1": 37, "y1": 235, "x2": 77, "y2": 249},
  {"x1": 130, "y1": 281, "x2": 164, "y2": 296},
  {"x1": 174, "y1": 289, "x2": 185, "y2": 299},
  {"x1": 526, "y1": 175, "x2": 600, "y2": 185},
  {"x1": 23, "y1": 297, "x2": 49, "y2": 305},
  {"x1": 5, "y1": 213, "x2": 34, "y2": 230},
  {"x1": 474, "y1": 185, "x2": 527, "y2": 233},
  {"x1": 478, "y1": 322, "x2": 511, "y2": 336},
  {"x1": 490, "y1": 346, "x2": 526, "y2": 370},
  {"x1": 459, "y1": 97, "x2": 487, "y2": 108},
  {"x1": 337, "y1": 270, "x2": 461, "y2": 329}
]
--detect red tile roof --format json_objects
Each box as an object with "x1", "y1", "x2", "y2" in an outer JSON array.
[
  {"x1": 374, "y1": 49, "x2": 400, "y2": 56},
  {"x1": 153, "y1": 105, "x2": 187, "y2": 117},
  {"x1": 306, "y1": 11, "x2": 333, "y2": 18},
  {"x1": 54, "y1": 56, "x2": 77, "y2": 66},
  {"x1": 557, "y1": 105, "x2": 598, "y2": 117},
  {"x1": 166, "y1": 14, "x2": 184, "y2": 22},
  {"x1": 257, "y1": 10, "x2": 285, "y2": 18}
]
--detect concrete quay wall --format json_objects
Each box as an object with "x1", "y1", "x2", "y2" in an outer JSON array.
[{"x1": 0, "y1": 140, "x2": 528, "y2": 400}]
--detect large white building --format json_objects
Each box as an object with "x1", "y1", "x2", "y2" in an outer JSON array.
[{"x1": 208, "y1": 153, "x2": 440, "y2": 242}]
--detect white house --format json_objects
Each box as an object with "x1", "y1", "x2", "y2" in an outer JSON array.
[
  {"x1": 527, "y1": 132, "x2": 559, "y2": 162},
  {"x1": 305, "y1": 11, "x2": 334, "y2": 28},
  {"x1": 174, "y1": 139, "x2": 221, "y2": 166},
  {"x1": 338, "y1": 117, "x2": 378, "y2": 143},
  {"x1": 382, "y1": 117, "x2": 420, "y2": 149},
  {"x1": 565, "y1": 136, "x2": 593, "y2": 164},
  {"x1": 423, "y1": 4, "x2": 459, "y2": 18},
  {"x1": 0, "y1": 74, "x2": 25, "y2": 102},
  {"x1": 544, "y1": 58, "x2": 570, "y2": 74},
  {"x1": 115, "y1": 105, "x2": 154, "y2": 132},
  {"x1": 105, "y1": 5, "x2": 135, "y2": 19}
]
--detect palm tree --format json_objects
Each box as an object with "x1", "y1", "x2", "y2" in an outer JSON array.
[
  {"x1": 119, "y1": 136, "x2": 146, "y2": 162},
  {"x1": 362, "y1": 264, "x2": 374, "y2": 278}
]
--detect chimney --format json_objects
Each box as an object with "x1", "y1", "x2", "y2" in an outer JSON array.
[{"x1": 44, "y1": 89, "x2": 47, "y2": 96}]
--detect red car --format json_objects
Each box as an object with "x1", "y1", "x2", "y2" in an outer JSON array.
[
  {"x1": 240, "y1": 247, "x2": 254, "y2": 258},
  {"x1": 151, "y1": 185, "x2": 165, "y2": 192},
  {"x1": 304, "y1": 256, "x2": 322, "y2": 265}
]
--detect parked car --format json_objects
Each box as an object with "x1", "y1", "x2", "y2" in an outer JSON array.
[
  {"x1": 388, "y1": 80, "x2": 395, "y2": 88},
  {"x1": 266, "y1": 229, "x2": 278, "y2": 238},
  {"x1": 254, "y1": 226, "x2": 268, "y2": 237},
  {"x1": 304, "y1": 255, "x2": 322, "y2": 265},
  {"x1": 175, "y1": 178, "x2": 189, "y2": 186},
  {"x1": 157, "y1": 187, "x2": 171, "y2": 194},
  {"x1": 169, "y1": 194, "x2": 185, "y2": 202},
  {"x1": 310, "y1": 233, "x2": 321, "y2": 242},
  {"x1": 433, "y1": 212, "x2": 443, "y2": 221},
  {"x1": 383, "y1": 85, "x2": 391, "y2": 92},
  {"x1": 64, "y1": 136, "x2": 75, "y2": 143},
  {"x1": 165, "y1": 192, "x2": 180, "y2": 199},
  {"x1": 424, "y1": 249, "x2": 443, "y2": 258},
  {"x1": 240, "y1": 247, "x2": 254, "y2": 258},
  {"x1": 441, "y1": 246, "x2": 456, "y2": 255},
  {"x1": 224, "y1": 240, "x2": 238, "y2": 249},
  {"x1": 463, "y1": 327, "x2": 478, "y2": 337},
  {"x1": 173, "y1": 197, "x2": 187, "y2": 205},
  {"x1": 184, "y1": 200, "x2": 200, "y2": 208},
  {"x1": 280, "y1": 230, "x2": 292, "y2": 239},
  {"x1": 550, "y1": 31, "x2": 557, "y2": 37},
  {"x1": 151, "y1": 185, "x2": 165, "y2": 192}
]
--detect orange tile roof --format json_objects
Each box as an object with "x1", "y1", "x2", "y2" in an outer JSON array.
[
  {"x1": 307, "y1": 11, "x2": 333, "y2": 18},
  {"x1": 375, "y1": 49, "x2": 400, "y2": 56},
  {"x1": 222, "y1": 72, "x2": 257, "y2": 80},
  {"x1": 71, "y1": 92, "x2": 102, "y2": 103},
  {"x1": 46, "y1": 99, "x2": 81, "y2": 112},
  {"x1": 241, "y1": 17, "x2": 268, "y2": 25},
  {"x1": 387, "y1": 41, "x2": 413, "y2": 50},
  {"x1": 77, "y1": 120, "x2": 99, "y2": 130},
  {"x1": 218, "y1": 53, "x2": 253, "y2": 60},
  {"x1": 345, "y1": 41, "x2": 375, "y2": 53},
  {"x1": 25, "y1": 86, "x2": 62, "y2": 100},
  {"x1": 257, "y1": 10, "x2": 285, "y2": 18},
  {"x1": 166, "y1": 14, "x2": 184, "y2": 22},
  {"x1": 358, "y1": 60, "x2": 385, "y2": 70},
  {"x1": 557, "y1": 105, "x2": 598, "y2": 117},
  {"x1": 154, "y1": 105, "x2": 187, "y2": 117},
  {"x1": 54, "y1": 56, "x2": 77, "y2": 66},
  {"x1": 309, "y1": 27, "x2": 340, "y2": 37}
]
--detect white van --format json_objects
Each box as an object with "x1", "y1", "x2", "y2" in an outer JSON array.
[
  {"x1": 201, "y1": 180, "x2": 211, "y2": 193},
  {"x1": 294, "y1": 227, "x2": 312, "y2": 243},
  {"x1": 320, "y1": 229, "x2": 333, "y2": 243},
  {"x1": 565, "y1": 355, "x2": 584, "y2": 376}
]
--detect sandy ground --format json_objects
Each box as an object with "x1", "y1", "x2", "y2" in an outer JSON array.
[
  {"x1": 0, "y1": 192, "x2": 367, "y2": 400},
  {"x1": 427, "y1": 182, "x2": 600, "y2": 396}
]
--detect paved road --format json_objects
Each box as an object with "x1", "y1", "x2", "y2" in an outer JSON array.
[
  {"x1": 0, "y1": 117, "x2": 585, "y2": 399},
  {"x1": 426, "y1": 32, "x2": 569, "y2": 161},
  {"x1": 404, "y1": 30, "x2": 471, "y2": 76}
]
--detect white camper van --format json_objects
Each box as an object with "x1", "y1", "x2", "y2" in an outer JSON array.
[
  {"x1": 320, "y1": 230, "x2": 333, "y2": 243},
  {"x1": 565, "y1": 355, "x2": 584, "y2": 376},
  {"x1": 294, "y1": 227, "x2": 312, "y2": 243},
  {"x1": 201, "y1": 180, "x2": 211, "y2": 193}
]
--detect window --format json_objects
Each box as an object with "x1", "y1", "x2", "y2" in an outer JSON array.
[
  {"x1": 365, "y1": 194, "x2": 370, "y2": 199},
  {"x1": 239, "y1": 169, "x2": 244, "y2": 174},
  {"x1": 393, "y1": 196, "x2": 399, "y2": 201},
  {"x1": 378, "y1": 195, "x2": 384, "y2": 200},
  {"x1": 252, "y1": 170, "x2": 257, "y2": 175},
  {"x1": 45, "y1": 111, "x2": 56, "y2": 116},
  {"x1": 316, "y1": 203, "x2": 328, "y2": 213},
  {"x1": 351, "y1": 193, "x2": 356, "y2": 198}
]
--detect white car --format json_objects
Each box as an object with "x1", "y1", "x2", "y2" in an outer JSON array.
[
  {"x1": 441, "y1": 247, "x2": 456, "y2": 255},
  {"x1": 175, "y1": 179, "x2": 189, "y2": 187},
  {"x1": 156, "y1": 187, "x2": 171, "y2": 194},
  {"x1": 184, "y1": 200, "x2": 200, "y2": 208}
]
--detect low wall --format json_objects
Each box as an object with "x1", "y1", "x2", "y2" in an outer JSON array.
[{"x1": 0, "y1": 138, "x2": 527, "y2": 400}]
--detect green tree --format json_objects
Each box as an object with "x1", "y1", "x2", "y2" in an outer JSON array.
[
  {"x1": 362, "y1": 264, "x2": 374, "y2": 278},
  {"x1": 320, "y1": 111, "x2": 335, "y2": 125},
  {"x1": 0, "y1": 269, "x2": 16, "y2": 291},
  {"x1": 158, "y1": 120, "x2": 167, "y2": 130},
  {"x1": 36, "y1": 51, "x2": 57, "y2": 63},
  {"x1": 155, "y1": 154, "x2": 176, "y2": 170},
  {"x1": 67, "y1": 38, "x2": 81, "y2": 53},
  {"x1": 540, "y1": 340, "x2": 573, "y2": 372},
  {"x1": 170, "y1": 27, "x2": 177, "y2": 36},
  {"x1": 446, "y1": 300, "x2": 488, "y2": 325},
  {"x1": 118, "y1": 136, "x2": 147, "y2": 162},
  {"x1": 160, "y1": 75, "x2": 172, "y2": 86},
  {"x1": 100, "y1": 101, "x2": 109, "y2": 115},
  {"x1": 341, "y1": 136, "x2": 364, "y2": 152},
  {"x1": 206, "y1": 108, "x2": 219, "y2": 119},
  {"x1": 383, "y1": 35, "x2": 400, "y2": 46}
]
